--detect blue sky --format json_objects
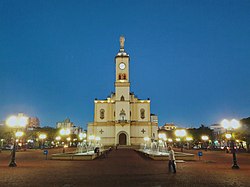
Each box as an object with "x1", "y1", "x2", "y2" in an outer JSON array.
[{"x1": 0, "y1": 0, "x2": 250, "y2": 129}]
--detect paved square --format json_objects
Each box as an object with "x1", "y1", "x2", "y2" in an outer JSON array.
[{"x1": 0, "y1": 148, "x2": 249, "y2": 187}]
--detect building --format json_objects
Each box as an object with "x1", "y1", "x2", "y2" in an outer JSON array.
[
  {"x1": 161, "y1": 123, "x2": 176, "y2": 131},
  {"x1": 210, "y1": 124, "x2": 225, "y2": 133},
  {"x1": 56, "y1": 118, "x2": 82, "y2": 135},
  {"x1": 87, "y1": 36, "x2": 158, "y2": 146},
  {"x1": 27, "y1": 117, "x2": 40, "y2": 129}
]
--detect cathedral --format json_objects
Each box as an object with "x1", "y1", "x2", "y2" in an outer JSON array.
[{"x1": 87, "y1": 36, "x2": 158, "y2": 146}]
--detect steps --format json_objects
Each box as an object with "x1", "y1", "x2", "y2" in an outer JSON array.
[{"x1": 117, "y1": 145, "x2": 139, "y2": 149}]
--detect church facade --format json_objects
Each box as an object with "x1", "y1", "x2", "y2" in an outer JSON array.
[{"x1": 87, "y1": 37, "x2": 158, "y2": 146}]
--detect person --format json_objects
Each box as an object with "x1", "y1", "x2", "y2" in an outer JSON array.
[{"x1": 168, "y1": 146, "x2": 176, "y2": 173}]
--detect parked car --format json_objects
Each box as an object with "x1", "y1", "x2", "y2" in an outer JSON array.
[
  {"x1": 193, "y1": 145, "x2": 201, "y2": 150},
  {"x1": 2, "y1": 145, "x2": 13, "y2": 150}
]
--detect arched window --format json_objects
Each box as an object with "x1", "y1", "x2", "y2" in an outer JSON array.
[
  {"x1": 140, "y1": 109, "x2": 145, "y2": 119},
  {"x1": 100, "y1": 109, "x2": 105, "y2": 119},
  {"x1": 118, "y1": 74, "x2": 122, "y2": 80},
  {"x1": 120, "y1": 95, "x2": 125, "y2": 101},
  {"x1": 123, "y1": 74, "x2": 127, "y2": 80}
]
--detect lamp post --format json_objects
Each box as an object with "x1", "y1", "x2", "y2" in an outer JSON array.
[
  {"x1": 201, "y1": 135, "x2": 209, "y2": 151},
  {"x1": 1, "y1": 139, "x2": 4, "y2": 149},
  {"x1": 6, "y1": 114, "x2": 28, "y2": 167},
  {"x1": 79, "y1": 132, "x2": 87, "y2": 141},
  {"x1": 59, "y1": 128, "x2": 70, "y2": 153},
  {"x1": 39, "y1": 134, "x2": 47, "y2": 149},
  {"x1": 225, "y1": 133, "x2": 232, "y2": 153},
  {"x1": 186, "y1": 137, "x2": 193, "y2": 149},
  {"x1": 221, "y1": 119, "x2": 240, "y2": 169},
  {"x1": 175, "y1": 129, "x2": 187, "y2": 152},
  {"x1": 55, "y1": 136, "x2": 61, "y2": 147},
  {"x1": 168, "y1": 138, "x2": 173, "y2": 144}
]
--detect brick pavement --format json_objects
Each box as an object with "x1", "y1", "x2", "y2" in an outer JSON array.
[{"x1": 0, "y1": 148, "x2": 249, "y2": 187}]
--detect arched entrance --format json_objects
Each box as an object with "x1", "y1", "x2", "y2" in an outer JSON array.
[{"x1": 119, "y1": 133, "x2": 127, "y2": 145}]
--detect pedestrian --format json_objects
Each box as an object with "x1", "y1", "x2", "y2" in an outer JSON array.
[{"x1": 168, "y1": 146, "x2": 176, "y2": 173}]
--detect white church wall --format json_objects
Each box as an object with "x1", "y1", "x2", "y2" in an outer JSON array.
[
  {"x1": 116, "y1": 87, "x2": 130, "y2": 100},
  {"x1": 95, "y1": 126, "x2": 115, "y2": 138},
  {"x1": 136, "y1": 102, "x2": 150, "y2": 122},
  {"x1": 95, "y1": 102, "x2": 109, "y2": 122},
  {"x1": 130, "y1": 125, "x2": 149, "y2": 138}
]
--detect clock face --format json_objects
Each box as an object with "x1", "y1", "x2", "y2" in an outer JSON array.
[{"x1": 119, "y1": 63, "x2": 126, "y2": 70}]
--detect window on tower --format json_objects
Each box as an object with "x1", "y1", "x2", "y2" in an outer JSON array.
[
  {"x1": 140, "y1": 109, "x2": 145, "y2": 119},
  {"x1": 100, "y1": 109, "x2": 105, "y2": 119},
  {"x1": 121, "y1": 96, "x2": 125, "y2": 101},
  {"x1": 118, "y1": 73, "x2": 127, "y2": 80}
]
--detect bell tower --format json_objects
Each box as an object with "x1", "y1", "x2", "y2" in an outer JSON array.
[{"x1": 115, "y1": 36, "x2": 130, "y2": 121}]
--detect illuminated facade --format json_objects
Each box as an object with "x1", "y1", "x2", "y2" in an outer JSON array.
[
  {"x1": 87, "y1": 36, "x2": 158, "y2": 146},
  {"x1": 56, "y1": 118, "x2": 82, "y2": 135}
]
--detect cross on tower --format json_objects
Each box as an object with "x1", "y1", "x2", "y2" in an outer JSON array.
[
  {"x1": 99, "y1": 129, "x2": 104, "y2": 134},
  {"x1": 141, "y1": 129, "x2": 146, "y2": 134}
]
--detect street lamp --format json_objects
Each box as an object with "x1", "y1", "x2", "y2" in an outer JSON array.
[
  {"x1": 225, "y1": 133, "x2": 232, "y2": 139},
  {"x1": 221, "y1": 119, "x2": 240, "y2": 169},
  {"x1": 59, "y1": 128, "x2": 70, "y2": 136},
  {"x1": 175, "y1": 129, "x2": 187, "y2": 152},
  {"x1": 79, "y1": 132, "x2": 87, "y2": 141},
  {"x1": 39, "y1": 134, "x2": 47, "y2": 149},
  {"x1": 186, "y1": 137, "x2": 193, "y2": 149},
  {"x1": 6, "y1": 114, "x2": 28, "y2": 167},
  {"x1": 59, "y1": 128, "x2": 70, "y2": 153},
  {"x1": 66, "y1": 137, "x2": 71, "y2": 146},
  {"x1": 201, "y1": 135, "x2": 209, "y2": 150},
  {"x1": 0, "y1": 139, "x2": 4, "y2": 149},
  {"x1": 15, "y1": 131, "x2": 24, "y2": 149}
]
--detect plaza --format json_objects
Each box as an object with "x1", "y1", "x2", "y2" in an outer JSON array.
[{"x1": 0, "y1": 148, "x2": 249, "y2": 187}]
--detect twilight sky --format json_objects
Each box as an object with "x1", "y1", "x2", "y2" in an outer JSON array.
[{"x1": 0, "y1": 0, "x2": 250, "y2": 129}]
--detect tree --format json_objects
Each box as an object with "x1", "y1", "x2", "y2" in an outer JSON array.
[
  {"x1": 236, "y1": 117, "x2": 250, "y2": 152},
  {"x1": 0, "y1": 126, "x2": 13, "y2": 145},
  {"x1": 187, "y1": 125, "x2": 214, "y2": 148}
]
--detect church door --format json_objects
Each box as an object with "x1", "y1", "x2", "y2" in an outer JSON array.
[{"x1": 119, "y1": 133, "x2": 127, "y2": 145}]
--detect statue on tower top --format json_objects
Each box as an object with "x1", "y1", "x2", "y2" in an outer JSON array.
[{"x1": 120, "y1": 35, "x2": 125, "y2": 49}]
